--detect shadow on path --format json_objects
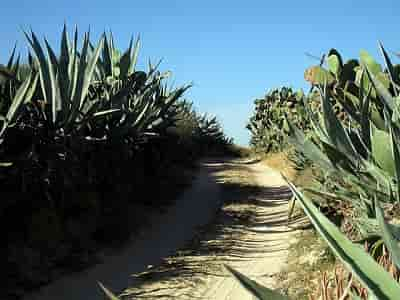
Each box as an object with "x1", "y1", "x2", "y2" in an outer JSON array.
[
  {"x1": 24, "y1": 159, "x2": 223, "y2": 300},
  {"x1": 122, "y1": 159, "x2": 299, "y2": 299}
]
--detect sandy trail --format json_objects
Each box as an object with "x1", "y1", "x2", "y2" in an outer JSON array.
[
  {"x1": 24, "y1": 158, "x2": 296, "y2": 300},
  {"x1": 122, "y1": 159, "x2": 296, "y2": 299},
  {"x1": 187, "y1": 161, "x2": 294, "y2": 300}
]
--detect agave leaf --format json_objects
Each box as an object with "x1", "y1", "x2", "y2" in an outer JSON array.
[
  {"x1": 44, "y1": 39, "x2": 59, "y2": 69},
  {"x1": 375, "y1": 197, "x2": 400, "y2": 269},
  {"x1": 320, "y1": 140, "x2": 355, "y2": 173},
  {"x1": 319, "y1": 87, "x2": 359, "y2": 163},
  {"x1": 66, "y1": 41, "x2": 89, "y2": 125},
  {"x1": 371, "y1": 125, "x2": 395, "y2": 177},
  {"x1": 28, "y1": 51, "x2": 34, "y2": 69},
  {"x1": 344, "y1": 90, "x2": 385, "y2": 130},
  {"x1": 7, "y1": 43, "x2": 17, "y2": 69},
  {"x1": 12, "y1": 54, "x2": 21, "y2": 79},
  {"x1": 44, "y1": 39, "x2": 59, "y2": 124},
  {"x1": 67, "y1": 27, "x2": 79, "y2": 101},
  {"x1": 364, "y1": 62, "x2": 398, "y2": 119},
  {"x1": 360, "y1": 86, "x2": 372, "y2": 150},
  {"x1": 102, "y1": 34, "x2": 113, "y2": 77},
  {"x1": 362, "y1": 160, "x2": 393, "y2": 193},
  {"x1": 303, "y1": 93, "x2": 330, "y2": 142},
  {"x1": 379, "y1": 42, "x2": 399, "y2": 94},
  {"x1": 345, "y1": 167, "x2": 391, "y2": 204},
  {"x1": 287, "y1": 118, "x2": 335, "y2": 172},
  {"x1": 23, "y1": 72, "x2": 39, "y2": 104},
  {"x1": 287, "y1": 196, "x2": 297, "y2": 221},
  {"x1": 147, "y1": 59, "x2": 163, "y2": 79},
  {"x1": 287, "y1": 180, "x2": 400, "y2": 300},
  {"x1": 59, "y1": 24, "x2": 71, "y2": 114},
  {"x1": 156, "y1": 85, "x2": 192, "y2": 117},
  {"x1": 81, "y1": 36, "x2": 103, "y2": 103},
  {"x1": 389, "y1": 123, "x2": 400, "y2": 202},
  {"x1": 360, "y1": 50, "x2": 382, "y2": 76},
  {"x1": 93, "y1": 108, "x2": 120, "y2": 118},
  {"x1": 327, "y1": 54, "x2": 341, "y2": 78},
  {"x1": 5, "y1": 72, "x2": 33, "y2": 124},
  {"x1": 132, "y1": 101, "x2": 152, "y2": 130},
  {"x1": 357, "y1": 222, "x2": 400, "y2": 243},
  {"x1": 25, "y1": 30, "x2": 54, "y2": 111},
  {"x1": 66, "y1": 33, "x2": 104, "y2": 129},
  {"x1": 65, "y1": 32, "x2": 89, "y2": 127},
  {"x1": 225, "y1": 265, "x2": 290, "y2": 300},
  {"x1": 376, "y1": 72, "x2": 391, "y2": 90},
  {"x1": 119, "y1": 38, "x2": 133, "y2": 78},
  {"x1": 356, "y1": 67, "x2": 375, "y2": 99},
  {"x1": 98, "y1": 282, "x2": 120, "y2": 300}
]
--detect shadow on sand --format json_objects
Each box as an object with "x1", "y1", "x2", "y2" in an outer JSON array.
[{"x1": 121, "y1": 158, "x2": 304, "y2": 299}]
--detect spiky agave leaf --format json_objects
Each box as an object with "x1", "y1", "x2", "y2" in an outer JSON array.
[
  {"x1": 287, "y1": 180, "x2": 400, "y2": 300},
  {"x1": 225, "y1": 265, "x2": 290, "y2": 300},
  {"x1": 26, "y1": 26, "x2": 120, "y2": 133},
  {"x1": 0, "y1": 71, "x2": 38, "y2": 137},
  {"x1": 98, "y1": 282, "x2": 120, "y2": 300}
]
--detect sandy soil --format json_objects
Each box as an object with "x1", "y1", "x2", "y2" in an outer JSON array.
[
  {"x1": 24, "y1": 158, "x2": 297, "y2": 300},
  {"x1": 185, "y1": 162, "x2": 295, "y2": 300},
  {"x1": 121, "y1": 159, "x2": 298, "y2": 299}
]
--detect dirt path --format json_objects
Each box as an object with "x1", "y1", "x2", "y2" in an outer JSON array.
[
  {"x1": 193, "y1": 162, "x2": 294, "y2": 300},
  {"x1": 24, "y1": 158, "x2": 296, "y2": 300},
  {"x1": 122, "y1": 159, "x2": 297, "y2": 299}
]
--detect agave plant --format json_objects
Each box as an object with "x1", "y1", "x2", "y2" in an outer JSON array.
[
  {"x1": 195, "y1": 113, "x2": 232, "y2": 149},
  {"x1": 1, "y1": 25, "x2": 195, "y2": 296},
  {"x1": 230, "y1": 44, "x2": 400, "y2": 300},
  {"x1": 287, "y1": 45, "x2": 400, "y2": 238},
  {"x1": 286, "y1": 45, "x2": 400, "y2": 297}
]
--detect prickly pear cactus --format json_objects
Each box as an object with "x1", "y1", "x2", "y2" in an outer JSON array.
[{"x1": 247, "y1": 87, "x2": 311, "y2": 153}]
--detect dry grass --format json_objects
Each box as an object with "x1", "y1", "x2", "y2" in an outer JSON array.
[
  {"x1": 275, "y1": 229, "x2": 337, "y2": 299},
  {"x1": 261, "y1": 151, "x2": 298, "y2": 181}
]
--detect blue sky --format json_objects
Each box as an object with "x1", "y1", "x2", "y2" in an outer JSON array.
[{"x1": 1, "y1": 0, "x2": 399, "y2": 145}]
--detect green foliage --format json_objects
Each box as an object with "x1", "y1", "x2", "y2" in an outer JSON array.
[
  {"x1": 288, "y1": 182, "x2": 400, "y2": 300},
  {"x1": 286, "y1": 45, "x2": 400, "y2": 298},
  {"x1": 172, "y1": 100, "x2": 233, "y2": 158},
  {"x1": 289, "y1": 47, "x2": 400, "y2": 237},
  {"x1": 247, "y1": 87, "x2": 310, "y2": 153},
  {"x1": 235, "y1": 45, "x2": 400, "y2": 299},
  {"x1": 1, "y1": 25, "x2": 233, "y2": 297}
]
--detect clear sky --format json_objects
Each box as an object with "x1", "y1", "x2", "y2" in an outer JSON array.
[{"x1": 1, "y1": 0, "x2": 399, "y2": 145}]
